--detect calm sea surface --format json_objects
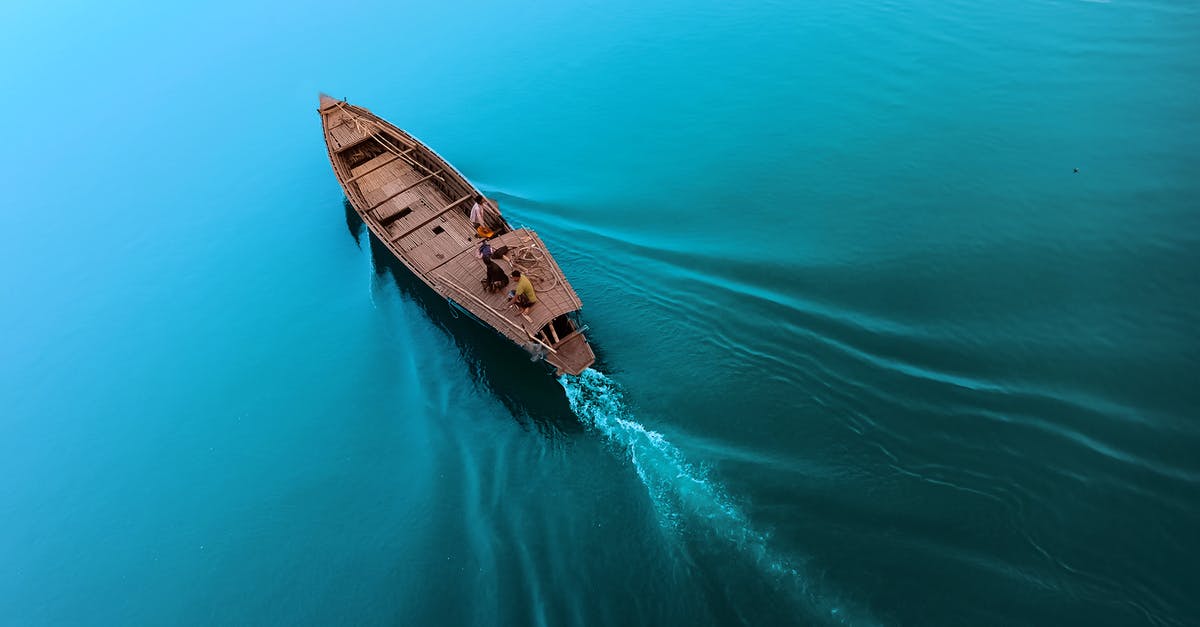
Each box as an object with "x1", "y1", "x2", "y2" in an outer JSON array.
[{"x1": 2, "y1": 1, "x2": 1198, "y2": 625}]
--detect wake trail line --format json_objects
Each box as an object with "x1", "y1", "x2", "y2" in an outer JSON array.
[{"x1": 559, "y1": 369, "x2": 878, "y2": 626}]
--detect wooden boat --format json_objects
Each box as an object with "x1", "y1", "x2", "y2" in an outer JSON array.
[{"x1": 318, "y1": 94, "x2": 595, "y2": 375}]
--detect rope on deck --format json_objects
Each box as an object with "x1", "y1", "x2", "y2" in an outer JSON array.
[{"x1": 506, "y1": 236, "x2": 559, "y2": 293}]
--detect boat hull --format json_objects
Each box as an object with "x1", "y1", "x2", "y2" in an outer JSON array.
[{"x1": 318, "y1": 95, "x2": 595, "y2": 375}]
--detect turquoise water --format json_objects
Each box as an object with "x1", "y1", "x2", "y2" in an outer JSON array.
[{"x1": 3, "y1": 0, "x2": 1199, "y2": 624}]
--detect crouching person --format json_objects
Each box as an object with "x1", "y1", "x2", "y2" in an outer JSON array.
[
  {"x1": 482, "y1": 257, "x2": 509, "y2": 293},
  {"x1": 507, "y1": 270, "x2": 537, "y2": 315}
]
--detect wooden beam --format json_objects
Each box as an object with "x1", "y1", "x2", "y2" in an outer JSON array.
[
  {"x1": 367, "y1": 170, "x2": 443, "y2": 213},
  {"x1": 344, "y1": 153, "x2": 403, "y2": 184},
  {"x1": 391, "y1": 194, "x2": 473, "y2": 242}
]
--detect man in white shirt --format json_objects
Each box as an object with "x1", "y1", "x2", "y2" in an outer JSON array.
[{"x1": 469, "y1": 194, "x2": 487, "y2": 226}]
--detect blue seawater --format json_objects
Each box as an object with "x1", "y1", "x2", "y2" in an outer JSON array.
[{"x1": 2, "y1": 0, "x2": 1198, "y2": 625}]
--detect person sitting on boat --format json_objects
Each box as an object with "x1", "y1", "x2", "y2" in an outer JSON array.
[
  {"x1": 508, "y1": 270, "x2": 537, "y2": 314},
  {"x1": 481, "y1": 257, "x2": 509, "y2": 293}
]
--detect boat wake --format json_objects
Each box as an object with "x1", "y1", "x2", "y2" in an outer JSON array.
[{"x1": 559, "y1": 369, "x2": 874, "y2": 626}]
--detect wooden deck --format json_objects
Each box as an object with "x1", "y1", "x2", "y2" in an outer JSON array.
[
  {"x1": 430, "y1": 229, "x2": 583, "y2": 333},
  {"x1": 319, "y1": 95, "x2": 594, "y2": 375}
]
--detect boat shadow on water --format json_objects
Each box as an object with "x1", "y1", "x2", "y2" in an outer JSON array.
[{"x1": 344, "y1": 200, "x2": 596, "y2": 436}]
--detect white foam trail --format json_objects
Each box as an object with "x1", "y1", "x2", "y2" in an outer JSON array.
[{"x1": 560, "y1": 368, "x2": 876, "y2": 626}]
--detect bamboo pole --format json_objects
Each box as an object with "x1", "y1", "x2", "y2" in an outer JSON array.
[{"x1": 334, "y1": 102, "x2": 443, "y2": 182}]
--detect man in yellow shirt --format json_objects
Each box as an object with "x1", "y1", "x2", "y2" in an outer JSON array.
[{"x1": 508, "y1": 270, "x2": 537, "y2": 315}]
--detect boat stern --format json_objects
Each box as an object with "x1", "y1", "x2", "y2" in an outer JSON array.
[{"x1": 547, "y1": 332, "x2": 595, "y2": 376}]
